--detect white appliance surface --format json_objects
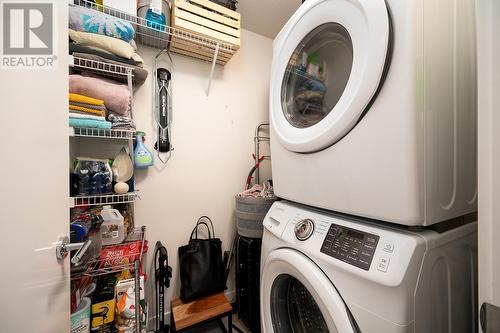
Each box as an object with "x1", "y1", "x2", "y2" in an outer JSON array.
[
  {"x1": 270, "y1": 0, "x2": 477, "y2": 226},
  {"x1": 260, "y1": 201, "x2": 477, "y2": 333}
]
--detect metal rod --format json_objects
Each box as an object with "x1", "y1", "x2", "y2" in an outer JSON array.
[
  {"x1": 254, "y1": 123, "x2": 270, "y2": 184},
  {"x1": 206, "y1": 42, "x2": 220, "y2": 96},
  {"x1": 134, "y1": 259, "x2": 141, "y2": 333}
]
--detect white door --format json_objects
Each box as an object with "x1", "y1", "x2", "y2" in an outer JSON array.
[
  {"x1": 0, "y1": 1, "x2": 70, "y2": 332},
  {"x1": 478, "y1": 0, "x2": 500, "y2": 331},
  {"x1": 270, "y1": 0, "x2": 390, "y2": 153},
  {"x1": 260, "y1": 248, "x2": 356, "y2": 333}
]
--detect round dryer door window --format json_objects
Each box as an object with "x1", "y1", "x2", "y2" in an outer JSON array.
[
  {"x1": 271, "y1": 0, "x2": 390, "y2": 153},
  {"x1": 281, "y1": 23, "x2": 353, "y2": 129}
]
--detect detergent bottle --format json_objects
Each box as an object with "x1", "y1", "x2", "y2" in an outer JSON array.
[{"x1": 134, "y1": 131, "x2": 154, "y2": 168}]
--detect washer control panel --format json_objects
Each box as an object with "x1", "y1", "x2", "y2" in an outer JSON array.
[{"x1": 320, "y1": 224, "x2": 380, "y2": 270}]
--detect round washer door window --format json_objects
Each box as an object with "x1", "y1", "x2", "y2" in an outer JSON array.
[
  {"x1": 260, "y1": 248, "x2": 356, "y2": 333},
  {"x1": 270, "y1": 0, "x2": 389, "y2": 153},
  {"x1": 281, "y1": 23, "x2": 353, "y2": 129},
  {"x1": 271, "y1": 274, "x2": 329, "y2": 332}
]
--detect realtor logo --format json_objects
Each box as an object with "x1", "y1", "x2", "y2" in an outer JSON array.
[{"x1": 1, "y1": 2, "x2": 57, "y2": 69}]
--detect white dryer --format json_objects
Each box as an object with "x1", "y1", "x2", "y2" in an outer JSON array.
[
  {"x1": 270, "y1": 0, "x2": 477, "y2": 226},
  {"x1": 260, "y1": 201, "x2": 477, "y2": 333}
]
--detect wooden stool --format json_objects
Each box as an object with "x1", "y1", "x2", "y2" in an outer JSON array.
[{"x1": 170, "y1": 292, "x2": 234, "y2": 332}]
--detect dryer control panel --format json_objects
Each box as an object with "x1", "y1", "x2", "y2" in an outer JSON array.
[{"x1": 320, "y1": 224, "x2": 379, "y2": 270}]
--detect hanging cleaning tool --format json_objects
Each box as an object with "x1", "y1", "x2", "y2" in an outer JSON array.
[
  {"x1": 134, "y1": 131, "x2": 154, "y2": 168},
  {"x1": 153, "y1": 241, "x2": 172, "y2": 333},
  {"x1": 153, "y1": 49, "x2": 174, "y2": 164}
]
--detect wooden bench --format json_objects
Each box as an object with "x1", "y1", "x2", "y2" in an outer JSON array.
[{"x1": 171, "y1": 292, "x2": 235, "y2": 332}]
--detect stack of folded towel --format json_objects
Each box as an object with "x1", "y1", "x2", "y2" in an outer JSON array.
[
  {"x1": 68, "y1": 5, "x2": 148, "y2": 87},
  {"x1": 67, "y1": 5, "x2": 149, "y2": 131},
  {"x1": 69, "y1": 93, "x2": 112, "y2": 129}
]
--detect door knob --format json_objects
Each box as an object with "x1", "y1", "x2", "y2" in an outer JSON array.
[{"x1": 56, "y1": 235, "x2": 92, "y2": 266}]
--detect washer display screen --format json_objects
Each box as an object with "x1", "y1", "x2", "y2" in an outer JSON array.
[{"x1": 320, "y1": 224, "x2": 379, "y2": 270}]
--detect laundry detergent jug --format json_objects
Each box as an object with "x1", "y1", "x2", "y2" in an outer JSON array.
[{"x1": 100, "y1": 206, "x2": 125, "y2": 246}]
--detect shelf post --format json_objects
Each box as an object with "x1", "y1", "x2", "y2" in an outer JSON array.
[{"x1": 206, "y1": 42, "x2": 220, "y2": 96}]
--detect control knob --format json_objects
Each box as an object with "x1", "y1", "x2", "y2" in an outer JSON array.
[{"x1": 295, "y1": 219, "x2": 315, "y2": 241}]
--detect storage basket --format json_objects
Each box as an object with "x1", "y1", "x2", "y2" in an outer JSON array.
[
  {"x1": 170, "y1": 0, "x2": 240, "y2": 65},
  {"x1": 235, "y1": 196, "x2": 276, "y2": 238}
]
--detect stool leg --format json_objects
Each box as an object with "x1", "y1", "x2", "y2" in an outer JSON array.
[
  {"x1": 171, "y1": 309, "x2": 176, "y2": 333},
  {"x1": 228, "y1": 313, "x2": 232, "y2": 333}
]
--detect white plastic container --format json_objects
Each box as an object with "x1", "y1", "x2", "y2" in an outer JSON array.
[{"x1": 100, "y1": 205, "x2": 125, "y2": 246}]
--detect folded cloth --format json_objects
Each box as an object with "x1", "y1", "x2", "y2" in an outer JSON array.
[
  {"x1": 73, "y1": 52, "x2": 148, "y2": 87},
  {"x1": 69, "y1": 117, "x2": 112, "y2": 129},
  {"x1": 70, "y1": 101, "x2": 107, "y2": 112},
  {"x1": 70, "y1": 74, "x2": 131, "y2": 115},
  {"x1": 69, "y1": 112, "x2": 106, "y2": 121},
  {"x1": 70, "y1": 43, "x2": 138, "y2": 66},
  {"x1": 69, "y1": 104, "x2": 106, "y2": 117},
  {"x1": 69, "y1": 29, "x2": 143, "y2": 65},
  {"x1": 69, "y1": 6, "x2": 135, "y2": 42},
  {"x1": 237, "y1": 184, "x2": 264, "y2": 198},
  {"x1": 108, "y1": 112, "x2": 136, "y2": 130},
  {"x1": 69, "y1": 92, "x2": 104, "y2": 106}
]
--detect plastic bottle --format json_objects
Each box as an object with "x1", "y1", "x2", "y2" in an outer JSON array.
[
  {"x1": 100, "y1": 206, "x2": 125, "y2": 246},
  {"x1": 146, "y1": 0, "x2": 166, "y2": 31},
  {"x1": 134, "y1": 131, "x2": 154, "y2": 168}
]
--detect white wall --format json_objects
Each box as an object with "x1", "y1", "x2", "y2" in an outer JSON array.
[
  {"x1": 478, "y1": 0, "x2": 500, "y2": 330},
  {"x1": 132, "y1": 29, "x2": 273, "y2": 311}
]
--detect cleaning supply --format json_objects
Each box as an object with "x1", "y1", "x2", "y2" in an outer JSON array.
[
  {"x1": 100, "y1": 205, "x2": 125, "y2": 246},
  {"x1": 70, "y1": 297, "x2": 91, "y2": 333},
  {"x1": 91, "y1": 276, "x2": 117, "y2": 331},
  {"x1": 145, "y1": 0, "x2": 166, "y2": 31},
  {"x1": 134, "y1": 131, "x2": 154, "y2": 168}
]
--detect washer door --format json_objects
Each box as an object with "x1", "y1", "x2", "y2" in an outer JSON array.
[
  {"x1": 261, "y1": 249, "x2": 356, "y2": 333},
  {"x1": 271, "y1": 0, "x2": 389, "y2": 153}
]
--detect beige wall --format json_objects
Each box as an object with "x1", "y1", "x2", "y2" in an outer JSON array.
[{"x1": 132, "y1": 29, "x2": 273, "y2": 310}]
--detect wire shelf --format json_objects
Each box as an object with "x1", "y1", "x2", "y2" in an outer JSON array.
[
  {"x1": 70, "y1": 192, "x2": 138, "y2": 208},
  {"x1": 70, "y1": 126, "x2": 136, "y2": 140},
  {"x1": 70, "y1": 55, "x2": 134, "y2": 79},
  {"x1": 70, "y1": 0, "x2": 237, "y2": 55},
  {"x1": 71, "y1": 226, "x2": 147, "y2": 280}
]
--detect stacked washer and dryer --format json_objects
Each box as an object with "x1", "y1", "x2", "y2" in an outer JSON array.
[{"x1": 261, "y1": 0, "x2": 478, "y2": 332}]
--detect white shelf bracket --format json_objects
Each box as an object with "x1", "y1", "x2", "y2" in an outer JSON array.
[{"x1": 206, "y1": 42, "x2": 220, "y2": 96}]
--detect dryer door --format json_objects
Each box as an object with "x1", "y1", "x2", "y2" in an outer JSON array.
[
  {"x1": 261, "y1": 248, "x2": 356, "y2": 333},
  {"x1": 271, "y1": 0, "x2": 390, "y2": 153}
]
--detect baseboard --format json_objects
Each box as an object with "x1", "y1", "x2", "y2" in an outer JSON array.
[{"x1": 146, "y1": 289, "x2": 236, "y2": 329}]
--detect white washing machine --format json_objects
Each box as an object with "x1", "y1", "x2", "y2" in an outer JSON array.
[
  {"x1": 270, "y1": 0, "x2": 477, "y2": 226},
  {"x1": 260, "y1": 201, "x2": 477, "y2": 333}
]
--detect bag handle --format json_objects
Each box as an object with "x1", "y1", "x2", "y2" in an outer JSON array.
[
  {"x1": 196, "y1": 216, "x2": 215, "y2": 237},
  {"x1": 190, "y1": 221, "x2": 211, "y2": 240}
]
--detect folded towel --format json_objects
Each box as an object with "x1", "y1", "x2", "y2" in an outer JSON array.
[
  {"x1": 69, "y1": 104, "x2": 106, "y2": 117},
  {"x1": 70, "y1": 117, "x2": 112, "y2": 129},
  {"x1": 69, "y1": 92, "x2": 104, "y2": 106},
  {"x1": 69, "y1": 6, "x2": 135, "y2": 42},
  {"x1": 69, "y1": 29, "x2": 143, "y2": 65},
  {"x1": 69, "y1": 112, "x2": 106, "y2": 121},
  {"x1": 70, "y1": 74, "x2": 131, "y2": 115},
  {"x1": 70, "y1": 101, "x2": 107, "y2": 112},
  {"x1": 70, "y1": 43, "x2": 139, "y2": 66},
  {"x1": 73, "y1": 52, "x2": 148, "y2": 87}
]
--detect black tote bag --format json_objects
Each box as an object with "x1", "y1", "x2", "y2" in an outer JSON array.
[{"x1": 178, "y1": 216, "x2": 226, "y2": 302}]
